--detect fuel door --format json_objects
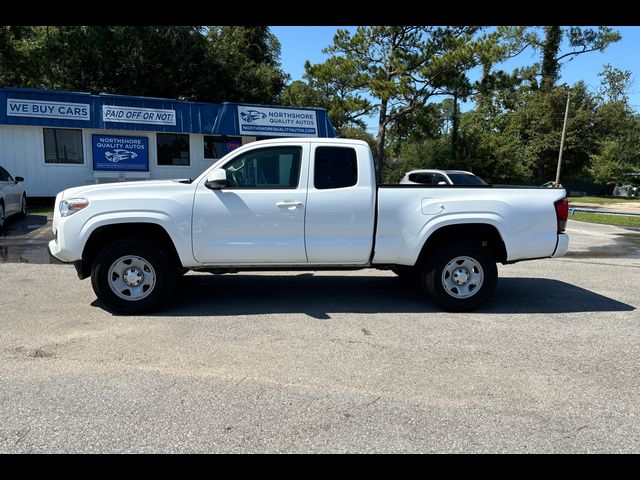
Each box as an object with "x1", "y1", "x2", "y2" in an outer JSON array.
[{"x1": 421, "y1": 197, "x2": 444, "y2": 215}]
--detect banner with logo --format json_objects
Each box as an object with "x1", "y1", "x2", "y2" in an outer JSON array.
[
  {"x1": 92, "y1": 135, "x2": 148, "y2": 171},
  {"x1": 237, "y1": 106, "x2": 318, "y2": 137}
]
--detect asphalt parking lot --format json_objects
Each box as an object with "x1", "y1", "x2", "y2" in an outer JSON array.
[{"x1": 1, "y1": 216, "x2": 639, "y2": 453}]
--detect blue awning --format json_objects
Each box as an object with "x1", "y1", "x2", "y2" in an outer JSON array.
[{"x1": 0, "y1": 87, "x2": 337, "y2": 138}]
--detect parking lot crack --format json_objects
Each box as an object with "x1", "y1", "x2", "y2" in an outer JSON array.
[{"x1": 364, "y1": 396, "x2": 381, "y2": 407}]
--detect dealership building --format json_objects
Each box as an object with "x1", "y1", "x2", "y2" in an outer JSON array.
[{"x1": 0, "y1": 87, "x2": 337, "y2": 197}]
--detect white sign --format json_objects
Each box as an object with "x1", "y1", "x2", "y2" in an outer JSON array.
[
  {"x1": 7, "y1": 98, "x2": 90, "y2": 121},
  {"x1": 238, "y1": 106, "x2": 318, "y2": 137},
  {"x1": 102, "y1": 105, "x2": 176, "y2": 126}
]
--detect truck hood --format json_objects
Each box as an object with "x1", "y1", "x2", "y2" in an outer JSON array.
[{"x1": 60, "y1": 179, "x2": 192, "y2": 200}]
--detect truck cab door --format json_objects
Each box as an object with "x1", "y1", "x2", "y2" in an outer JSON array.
[
  {"x1": 192, "y1": 144, "x2": 309, "y2": 264},
  {"x1": 304, "y1": 144, "x2": 376, "y2": 264}
]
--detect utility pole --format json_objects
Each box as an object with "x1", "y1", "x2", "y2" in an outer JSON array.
[{"x1": 555, "y1": 91, "x2": 570, "y2": 187}]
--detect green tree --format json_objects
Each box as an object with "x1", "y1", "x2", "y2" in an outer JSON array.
[
  {"x1": 282, "y1": 57, "x2": 373, "y2": 135},
  {"x1": 597, "y1": 63, "x2": 633, "y2": 104},
  {"x1": 0, "y1": 26, "x2": 287, "y2": 105},
  {"x1": 540, "y1": 26, "x2": 563, "y2": 92},
  {"x1": 536, "y1": 26, "x2": 621, "y2": 92},
  {"x1": 316, "y1": 26, "x2": 526, "y2": 182},
  {"x1": 200, "y1": 26, "x2": 288, "y2": 104},
  {"x1": 0, "y1": 27, "x2": 40, "y2": 86},
  {"x1": 504, "y1": 83, "x2": 598, "y2": 181},
  {"x1": 590, "y1": 66, "x2": 640, "y2": 183}
]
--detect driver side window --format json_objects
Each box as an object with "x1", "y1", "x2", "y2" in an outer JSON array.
[{"x1": 222, "y1": 146, "x2": 302, "y2": 189}]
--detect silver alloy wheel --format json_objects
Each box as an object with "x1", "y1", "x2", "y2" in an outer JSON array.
[
  {"x1": 107, "y1": 255, "x2": 157, "y2": 301},
  {"x1": 441, "y1": 255, "x2": 484, "y2": 299}
]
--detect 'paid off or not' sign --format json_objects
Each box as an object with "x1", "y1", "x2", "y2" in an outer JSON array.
[{"x1": 102, "y1": 105, "x2": 176, "y2": 126}]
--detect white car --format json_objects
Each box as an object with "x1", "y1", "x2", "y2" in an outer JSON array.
[
  {"x1": 400, "y1": 169, "x2": 488, "y2": 186},
  {"x1": 49, "y1": 138, "x2": 569, "y2": 314},
  {"x1": 0, "y1": 165, "x2": 27, "y2": 230}
]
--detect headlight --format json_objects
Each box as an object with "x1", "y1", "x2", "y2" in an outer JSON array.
[{"x1": 59, "y1": 198, "x2": 89, "y2": 217}]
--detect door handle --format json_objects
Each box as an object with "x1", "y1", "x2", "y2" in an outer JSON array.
[{"x1": 276, "y1": 201, "x2": 303, "y2": 209}]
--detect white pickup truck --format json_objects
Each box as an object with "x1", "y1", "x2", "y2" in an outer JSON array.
[{"x1": 49, "y1": 138, "x2": 569, "y2": 314}]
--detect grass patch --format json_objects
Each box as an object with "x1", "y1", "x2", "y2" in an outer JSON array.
[
  {"x1": 570, "y1": 211, "x2": 640, "y2": 227},
  {"x1": 27, "y1": 206, "x2": 54, "y2": 216},
  {"x1": 570, "y1": 196, "x2": 640, "y2": 204}
]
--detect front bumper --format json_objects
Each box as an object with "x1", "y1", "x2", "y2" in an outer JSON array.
[
  {"x1": 48, "y1": 191, "x2": 84, "y2": 264},
  {"x1": 48, "y1": 238, "x2": 75, "y2": 263}
]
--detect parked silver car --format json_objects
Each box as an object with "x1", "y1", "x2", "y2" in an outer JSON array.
[
  {"x1": 400, "y1": 169, "x2": 488, "y2": 186},
  {"x1": 0, "y1": 165, "x2": 26, "y2": 230}
]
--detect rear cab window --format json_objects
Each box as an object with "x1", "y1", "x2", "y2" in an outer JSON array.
[{"x1": 314, "y1": 146, "x2": 358, "y2": 190}]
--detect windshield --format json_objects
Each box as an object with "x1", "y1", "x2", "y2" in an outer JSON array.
[{"x1": 447, "y1": 173, "x2": 488, "y2": 186}]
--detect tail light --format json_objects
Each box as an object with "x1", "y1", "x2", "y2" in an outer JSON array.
[{"x1": 554, "y1": 197, "x2": 569, "y2": 233}]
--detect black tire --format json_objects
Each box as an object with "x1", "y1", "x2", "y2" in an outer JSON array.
[
  {"x1": 90, "y1": 237, "x2": 177, "y2": 314},
  {"x1": 0, "y1": 201, "x2": 5, "y2": 233},
  {"x1": 176, "y1": 268, "x2": 190, "y2": 286},
  {"x1": 420, "y1": 241, "x2": 497, "y2": 312},
  {"x1": 17, "y1": 194, "x2": 27, "y2": 218}
]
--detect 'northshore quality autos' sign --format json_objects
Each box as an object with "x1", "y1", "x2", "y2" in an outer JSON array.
[
  {"x1": 92, "y1": 134, "x2": 149, "y2": 172},
  {"x1": 237, "y1": 106, "x2": 318, "y2": 137}
]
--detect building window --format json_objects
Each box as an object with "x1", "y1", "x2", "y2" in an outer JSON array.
[
  {"x1": 43, "y1": 128, "x2": 84, "y2": 164},
  {"x1": 157, "y1": 133, "x2": 190, "y2": 166},
  {"x1": 204, "y1": 136, "x2": 223, "y2": 159},
  {"x1": 204, "y1": 136, "x2": 242, "y2": 159},
  {"x1": 314, "y1": 147, "x2": 358, "y2": 190}
]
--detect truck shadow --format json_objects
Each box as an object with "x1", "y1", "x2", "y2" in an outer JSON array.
[{"x1": 120, "y1": 273, "x2": 635, "y2": 318}]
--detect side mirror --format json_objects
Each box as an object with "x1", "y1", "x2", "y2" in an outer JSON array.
[
  {"x1": 15, "y1": 176, "x2": 24, "y2": 183},
  {"x1": 205, "y1": 169, "x2": 227, "y2": 190}
]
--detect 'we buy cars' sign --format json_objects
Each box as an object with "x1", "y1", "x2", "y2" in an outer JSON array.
[{"x1": 7, "y1": 98, "x2": 90, "y2": 120}]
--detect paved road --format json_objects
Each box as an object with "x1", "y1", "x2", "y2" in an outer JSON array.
[{"x1": 0, "y1": 220, "x2": 639, "y2": 453}]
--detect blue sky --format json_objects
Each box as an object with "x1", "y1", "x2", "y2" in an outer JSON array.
[{"x1": 271, "y1": 26, "x2": 640, "y2": 133}]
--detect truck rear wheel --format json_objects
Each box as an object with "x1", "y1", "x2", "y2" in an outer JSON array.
[
  {"x1": 421, "y1": 241, "x2": 497, "y2": 312},
  {"x1": 90, "y1": 238, "x2": 177, "y2": 314}
]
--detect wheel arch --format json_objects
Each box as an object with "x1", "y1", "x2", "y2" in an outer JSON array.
[
  {"x1": 79, "y1": 222, "x2": 183, "y2": 279},
  {"x1": 415, "y1": 223, "x2": 508, "y2": 268}
]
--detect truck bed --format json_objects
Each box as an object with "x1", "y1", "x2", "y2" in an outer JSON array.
[{"x1": 373, "y1": 185, "x2": 566, "y2": 265}]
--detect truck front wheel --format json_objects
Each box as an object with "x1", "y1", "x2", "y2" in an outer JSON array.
[
  {"x1": 90, "y1": 238, "x2": 177, "y2": 314},
  {"x1": 421, "y1": 241, "x2": 497, "y2": 312}
]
